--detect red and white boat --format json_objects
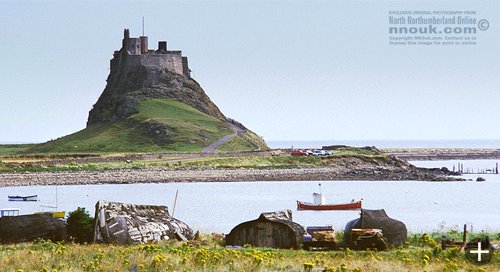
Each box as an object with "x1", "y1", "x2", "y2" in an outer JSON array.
[
  {"x1": 297, "y1": 199, "x2": 362, "y2": 211},
  {"x1": 297, "y1": 184, "x2": 362, "y2": 211}
]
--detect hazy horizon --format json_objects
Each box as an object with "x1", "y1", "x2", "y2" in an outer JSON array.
[{"x1": 3, "y1": 139, "x2": 500, "y2": 149}]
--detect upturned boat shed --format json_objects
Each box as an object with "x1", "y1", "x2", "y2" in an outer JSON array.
[{"x1": 225, "y1": 210, "x2": 306, "y2": 249}]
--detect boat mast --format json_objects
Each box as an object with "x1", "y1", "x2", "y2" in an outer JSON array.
[{"x1": 172, "y1": 189, "x2": 179, "y2": 217}]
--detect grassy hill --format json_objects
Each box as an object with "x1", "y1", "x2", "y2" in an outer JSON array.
[{"x1": 27, "y1": 99, "x2": 260, "y2": 154}]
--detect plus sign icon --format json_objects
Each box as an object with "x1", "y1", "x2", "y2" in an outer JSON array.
[{"x1": 465, "y1": 241, "x2": 493, "y2": 264}]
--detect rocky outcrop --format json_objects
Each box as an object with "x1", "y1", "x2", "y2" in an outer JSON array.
[
  {"x1": 87, "y1": 63, "x2": 226, "y2": 125},
  {"x1": 140, "y1": 121, "x2": 176, "y2": 144}
]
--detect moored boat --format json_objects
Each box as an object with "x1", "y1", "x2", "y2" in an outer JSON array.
[
  {"x1": 8, "y1": 195, "x2": 38, "y2": 202},
  {"x1": 297, "y1": 183, "x2": 362, "y2": 211},
  {"x1": 297, "y1": 200, "x2": 362, "y2": 211}
]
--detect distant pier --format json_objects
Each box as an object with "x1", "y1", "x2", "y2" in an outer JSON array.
[
  {"x1": 384, "y1": 148, "x2": 500, "y2": 161},
  {"x1": 453, "y1": 162, "x2": 499, "y2": 175}
]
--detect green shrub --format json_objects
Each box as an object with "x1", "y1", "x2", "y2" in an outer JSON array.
[{"x1": 66, "y1": 207, "x2": 94, "y2": 243}]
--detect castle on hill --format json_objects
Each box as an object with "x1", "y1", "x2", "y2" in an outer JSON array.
[{"x1": 111, "y1": 29, "x2": 191, "y2": 78}]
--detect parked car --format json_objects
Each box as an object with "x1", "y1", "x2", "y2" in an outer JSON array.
[
  {"x1": 312, "y1": 150, "x2": 333, "y2": 156},
  {"x1": 304, "y1": 150, "x2": 314, "y2": 156},
  {"x1": 312, "y1": 150, "x2": 324, "y2": 156},
  {"x1": 271, "y1": 150, "x2": 282, "y2": 156},
  {"x1": 291, "y1": 150, "x2": 309, "y2": 156}
]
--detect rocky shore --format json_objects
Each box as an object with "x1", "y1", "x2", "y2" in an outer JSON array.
[
  {"x1": 0, "y1": 165, "x2": 461, "y2": 187},
  {"x1": 0, "y1": 147, "x2": 473, "y2": 187}
]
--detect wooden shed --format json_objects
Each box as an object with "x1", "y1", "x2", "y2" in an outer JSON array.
[
  {"x1": 225, "y1": 210, "x2": 306, "y2": 249},
  {"x1": 344, "y1": 209, "x2": 407, "y2": 247}
]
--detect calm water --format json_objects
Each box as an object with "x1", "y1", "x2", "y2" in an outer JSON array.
[
  {"x1": 267, "y1": 139, "x2": 500, "y2": 149},
  {"x1": 1, "y1": 160, "x2": 499, "y2": 234}
]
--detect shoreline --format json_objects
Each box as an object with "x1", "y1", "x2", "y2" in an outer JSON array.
[
  {"x1": 0, "y1": 166, "x2": 462, "y2": 187},
  {"x1": 2, "y1": 147, "x2": 488, "y2": 187}
]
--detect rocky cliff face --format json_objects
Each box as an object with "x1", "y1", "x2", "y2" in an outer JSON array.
[{"x1": 87, "y1": 61, "x2": 226, "y2": 125}]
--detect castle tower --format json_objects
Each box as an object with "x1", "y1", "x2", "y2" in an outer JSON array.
[
  {"x1": 182, "y1": 57, "x2": 191, "y2": 78},
  {"x1": 112, "y1": 29, "x2": 191, "y2": 78},
  {"x1": 158, "y1": 41, "x2": 167, "y2": 53},
  {"x1": 140, "y1": 36, "x2": 148, "y2": 54},
  {"x1": 122, "y1": 29, "x2": 130, "y2": 47},
  {"x1": 122, "y1": 28, "x2": 142, "y2": 55}
]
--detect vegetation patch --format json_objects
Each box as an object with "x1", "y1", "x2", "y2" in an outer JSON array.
[
  {"x1": 329, "y1": 147, "x2": 386, "y2": 158},
  {"x1": 0, "y1": 144, "x2": 36, "y2": 156},
  {"x1": 0, "y1": 231, "x2": 497, "y2": 271},
  {"x1": 184, "y1": 156, "x2": 326, "y2": 169},
  {"x1": 24, "y1": 99, "x2": 247, "y2": 153},
  {"x1": 216, "y1": 134, "x2": 258, "y2": 152},
  {"x1": 0, "y1": 146, "x2": 394, "y2": 173},
  {"x1": 66, "y1": 207, "x2": 94, "y2": 243}
]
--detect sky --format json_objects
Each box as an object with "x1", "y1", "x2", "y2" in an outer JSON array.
[{"x1": 1, "y1": 1, "x2": 499, "y2": 143}]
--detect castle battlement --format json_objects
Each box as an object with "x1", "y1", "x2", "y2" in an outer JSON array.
[{"x1": 111, "y1": 29, "x2": 191, "y2": 78}]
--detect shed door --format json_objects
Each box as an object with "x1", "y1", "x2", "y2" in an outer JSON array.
[{"x1": 257, "y1": 222, "x2": 274, "y2": 248}]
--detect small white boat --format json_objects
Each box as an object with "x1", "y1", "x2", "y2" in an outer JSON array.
[{"x1": 8, "y1": 195, "x2": 38, "y2": 201}]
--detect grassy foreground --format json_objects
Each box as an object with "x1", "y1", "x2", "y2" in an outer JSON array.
[{"x1": 0, "y1": 233, "x2": 498, "y2": 272}]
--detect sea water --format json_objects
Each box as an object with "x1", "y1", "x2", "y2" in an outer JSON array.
[
  {"x1": 267, "y1": 139, "x2": 500, "y2": 149},
  {"x1": 0, "y1": 159, "x2": 498, "y2": 234}
]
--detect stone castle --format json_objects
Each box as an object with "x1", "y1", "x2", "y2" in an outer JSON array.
[{"x1": 111, "y1": 29, "x2": 191, "y2": 78}]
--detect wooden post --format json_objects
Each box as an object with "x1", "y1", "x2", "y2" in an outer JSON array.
[
  {"x1": 463, "y1": 224, "x2": 467, "y2": 243},
  {"x1": 496, "y1": 163, "x2": 498, "y2": 174}
]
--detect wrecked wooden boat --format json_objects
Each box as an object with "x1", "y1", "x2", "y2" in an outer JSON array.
[{"x1": 93, "y1": 201, "x2": 194, "y2": 245}]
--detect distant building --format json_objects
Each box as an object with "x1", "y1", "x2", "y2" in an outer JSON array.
[{"x1": 111, "y1": 29, "x2": 191, "y2": 78}]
